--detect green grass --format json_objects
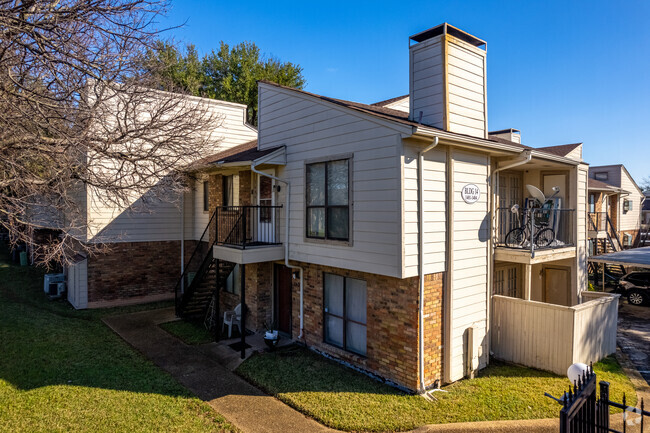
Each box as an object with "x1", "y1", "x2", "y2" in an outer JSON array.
[
  {"x1": 237, "y1": 346, "x2": 637, "y2": 432},
  {"x1": 0, "y1": 243, "x2": 235, "y2": 433},
  {"x1": 160, "y1": 320, "x2": 214, "y2": 345}
]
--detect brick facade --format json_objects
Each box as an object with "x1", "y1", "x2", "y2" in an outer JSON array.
[
  {"x1": 287, "y1": 260, "x2": 444, "y2": 392},
  {"x1": 86, "y1": 240, "x2": 192, "y2": 307},
  {"x1": 219, "y1": 262, "x2": 273, "y2": 332}
]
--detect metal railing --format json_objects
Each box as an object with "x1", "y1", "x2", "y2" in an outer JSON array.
[
  {"x1": 589, "y1": 212, "x2": 608, "y2": 233},
  {"x1": 496, "y1": 207, "x2": 575, "y2": 256},
  {"x1": 216, "y1": 205, "x2": 282, "y2": 249},
  {"x1": 546, "y1": 365, "x2": 648, "y2": 432}
]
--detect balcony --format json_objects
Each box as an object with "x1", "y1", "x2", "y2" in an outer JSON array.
[
  {"x1": 588, "y1": 212, "x2": 608, "y2": 239},
  {"x1": 495, "y1": 206, "x2": 576, "y2": 264},
  {"x1": 213, "y1": 205, "x2": 284, "y2": 264}
]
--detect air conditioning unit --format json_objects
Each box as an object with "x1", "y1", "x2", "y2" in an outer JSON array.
[{"x1": 44, "y1": 273, "x2": 65, "y2": 295}]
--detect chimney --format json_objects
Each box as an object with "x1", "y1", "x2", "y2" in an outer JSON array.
[
  {"x1": 409, "y1": 23, "x2": 487, "y2": 139},
  {"x1": 489, "y1": 128, "x2": 521, "y2": 144}
]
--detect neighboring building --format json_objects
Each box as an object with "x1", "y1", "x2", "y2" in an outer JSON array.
[
  {"x1": 65, "y1": 96, "x2": 257, "y2": 309},
  {"x1": 176, "y1": 23, "x2": 618, "y2": 393},
  {"x1": 587, "y1": 164, "x2": 645, "y2": 251}
]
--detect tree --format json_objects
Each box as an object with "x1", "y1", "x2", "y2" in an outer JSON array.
[
  {"x1": 640, "y1": 177, "x2": 650, "y2": 193},
  {"x1": 144, "y1": 41, "x2": 306, "y2": 124},
  {"x1": 0, "y1": 0, "x2": 220, "y2": 265}
]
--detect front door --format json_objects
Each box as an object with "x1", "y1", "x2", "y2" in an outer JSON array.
[
  {"x1": 274, "y1": 264, "x2": 292, "y2": 335},
  {"x1": 257, "y1": 173, "x2": 275, "y2": 243},
  {"x1": 543, "y1": 266, "x2": 570, "y2": 306}
]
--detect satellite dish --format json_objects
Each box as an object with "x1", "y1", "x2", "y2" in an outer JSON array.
[{"x1": 526, "y1": 184, "x2": 546, "y2": 204}]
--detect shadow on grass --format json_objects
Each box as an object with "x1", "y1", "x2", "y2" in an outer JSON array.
[{"x1": 0, "y1": 245, "x2": 187, "y2": 397}]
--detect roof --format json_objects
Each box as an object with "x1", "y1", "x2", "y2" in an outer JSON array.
[
  {"x1": 535, "y1": 143, "x2": 582, "y2": 157},
  {"x1": 589, "y1": 164, "x2": 644, "y2": 195},
  {"x1": 194, "y1": 140, "x2": 281, "y2": 168},
  {"x1": 588, "y1": 246, "x2": 650, "y2": 269},
  {"x1": 588, "y1": 178, "x2": 620, "y2": 191},
  {"x1": 258, "y1": 81, "x2": 584, "y2": 164},
  {"x1": 409, "y1": 23, "x2": 486, "y2": 48},
  {"x1": 371, "y1": 95, "x2": 409, "y2": 107}
]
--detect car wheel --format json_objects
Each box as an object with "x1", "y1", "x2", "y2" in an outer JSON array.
[{"x1": 627, "y1": 290, "x2": 647, "y2": 306}]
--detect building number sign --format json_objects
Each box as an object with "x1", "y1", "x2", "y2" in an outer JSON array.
[{"x1": 461, "y1": 184, "x2": 480, "y2": 204}]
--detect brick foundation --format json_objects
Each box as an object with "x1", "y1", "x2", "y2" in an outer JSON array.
[
  {"x1": 288, "y1": 261, "x2": 444, "y2": 392},
  {"x1": 86, "y1": 240, "x2": 192, "y2": 307}
]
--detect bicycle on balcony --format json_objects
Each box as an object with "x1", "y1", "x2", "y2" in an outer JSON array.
[{"x1": 504, "y1": 185, "x2": 560, "y2": 248}]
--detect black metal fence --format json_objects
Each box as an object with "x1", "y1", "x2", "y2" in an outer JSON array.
[
  {"x1": 589, "y1": 212, "x2": 608, "y2": 233},
  {"x1": 546, "y1": 364, "x2": 648, "y2": 433},
  {"x1": 496, "y1": 207, "x2": 575, "y2": 254},
  {"x1": 216, "y1": 205, "x2": 282, "y2": 248}
]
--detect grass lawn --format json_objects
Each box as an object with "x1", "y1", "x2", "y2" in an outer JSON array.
[
  {"x1": 160, "y1": 320, "x2": 214, "y2": 345},
  {"x1": 0, "y1": 243, "x2": 235, "y2": 433},
  {"x1": 237, "y1": 346, "x2": 637, "y2": 432}
]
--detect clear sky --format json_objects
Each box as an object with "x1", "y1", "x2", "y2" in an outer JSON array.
[{"x1": 158, "y1": 0, "x2": 650, "y2": 184}]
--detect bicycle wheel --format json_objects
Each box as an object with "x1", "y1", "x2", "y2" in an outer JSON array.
[
  {"x1": 534, "y1": 228, "x2": 555, "y2": 247},
  {"x1": 505, "y1": 227, "x2": 527, "y2": 247}
]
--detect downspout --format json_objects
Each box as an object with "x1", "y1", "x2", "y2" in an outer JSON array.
[
  {"x1": 418, "y1": 136, "x2": 439, "y2": 394},
  {"x1": 251, "y1": 162, "x2": 305, "y2": 340},
  {"x1": 180, "y1": 190, "x2": 185, "y2": 293}
]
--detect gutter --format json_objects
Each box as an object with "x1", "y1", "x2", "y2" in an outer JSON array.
[
  {"x1": 417, "y1": 136, "x2": 439, "y2": 394},
  {"x1": 250, "y1": 162, "x2": 305, "y2": 340}
]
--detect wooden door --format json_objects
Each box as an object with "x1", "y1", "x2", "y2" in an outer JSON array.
[
  {"x1": 274, "y1": 264, "x2": 292, "y2": 335},
  {"x1": 543, "y1": 267, "x2": 570, "y2": 306}
]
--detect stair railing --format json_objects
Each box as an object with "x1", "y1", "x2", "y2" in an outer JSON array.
[
  {"x1": 174, "y1": 207, "x2": 218, "y2": 316},
  {"x1": 605, "y1": 214, "x2": 623, "y2": 251}
]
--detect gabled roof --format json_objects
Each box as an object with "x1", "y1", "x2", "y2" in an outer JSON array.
[
  {"x1": 535, "y1": 143, "x2": 582, "y2": 157},
  {"x1": 371, "y1": 95, "x2": 409, "y2": 107},
  {"x1": 588, "y1": 178, "x2": 620, "y2": 192},
  {"x1": 258, "y1": 81, "x2": 584, "y2": 165},
  {"x1": 193, "y1": 140, "x2": 282, "y2": 169},
  {"x1": 590, "y1": 164, "x2": 644, "y2": 195}
]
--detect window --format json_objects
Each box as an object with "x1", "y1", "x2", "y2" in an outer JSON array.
[
  {"x1": 224, "y1": 264, "x2": 240, "y2": 295},
  {"x1": 222, "y1": 175, "x2": 233, "y2": 207},
  {"x1": 623, "y1": 199, "x2": 632, "y2": 213},
  {"x1": 306, "y1": 159, "x2": 349, "y2": 240},
  {"x1": 323, "y1": 273, "x2": 366, "y2": 355},
  {"x1": 589, "y1": 194, "x2": 595, "y2": 213},
  {"x1": 594, "y1": 172, "x2": 609, "y2": 181},
  {"x1": 203, "y1": 181, "x2": 209, "y2": 212}
]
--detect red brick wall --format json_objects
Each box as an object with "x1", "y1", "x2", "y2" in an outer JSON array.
[
  {"x1": 220, "y1": 262, "x2": 273, "y2": 332},
  {"x1": 86, "y1": 240, "x2": 184, "y2": 306},
  {"x1": 288, "y1": 260, "x2": 444, "y2": 392}
]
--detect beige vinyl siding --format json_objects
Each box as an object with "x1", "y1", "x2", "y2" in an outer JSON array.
[
  {"x1": 258, "y1": 84, "x2": 403, "y2": 278},
  {"x1": 409, "y1": 37, "x2": 445, "y2": 127},
  {"x1": 66, "y1": 258, "x2": 88, "y2": 309},
  {"x1": 84, "y1": 101, "x2": 255, "y2": 243},
  {"x1": 382, "y1": 97, "x2": 410, "y2": 113},
  {"x1": 402, "y1": 142, "x2": 447, "y2": 277},
  {"x1": 446, "y1": 41, "x2": 486, "y2": 138},
  {"x1": 619, "y1": 169, "x2": 643, "y2": 232},
  {"x1": 576, "y1": 167, "x2": 588, "y2": 299},
  {"x1": 449, "y1": 149, "x2": 489, "y2": 382}
]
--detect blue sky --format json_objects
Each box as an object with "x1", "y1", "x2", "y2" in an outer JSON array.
[{"x1": 158, "y1": 0, "x2": 650, "y2": 183}]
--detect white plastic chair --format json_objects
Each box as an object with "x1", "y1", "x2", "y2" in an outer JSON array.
[{"x1": 222, "y1": 304, "x2": 242, "y2": 338}]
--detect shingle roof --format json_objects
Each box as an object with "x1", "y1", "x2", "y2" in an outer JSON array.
[
  {"x1": 535, "y1": 143, "x2": 582, "y2": 157},
  {"x1": 193, "y1": 140, "x2": 281, "y2": 169},
  {"x1": 588, "y1": 178, "x2": 619, "y2": 191},
  {"x1": 257, "y1": 81, "x2": 582, "y2": 161},
  {"x1": 371, "y1": 95, "x2": 409, "y2": 107}
]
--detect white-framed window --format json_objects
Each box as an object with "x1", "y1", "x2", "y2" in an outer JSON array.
[
  {"x1": 306, "y1": 159, "x2": 349, "y2": 241},
  {"x1": 224, "y1": 264, "x2": 240, "y2": 295},
  {"x1": 323, "y1": 273, "x2": 366, "y2": 355},
  {"x1": 222, "y1": 175, "x2": 234, "y2": 207},
  {"x1": 203, "y1": 181, "x2": 209, "y2": 212}
]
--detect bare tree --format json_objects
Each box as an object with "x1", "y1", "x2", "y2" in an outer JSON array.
[{"x1": 0, "y1": 0, "x2": 221, "y2": 266}]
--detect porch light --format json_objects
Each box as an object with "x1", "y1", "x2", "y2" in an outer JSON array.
[{"x1": 567, "y1": 362, "x2": 589, "y2": 385}]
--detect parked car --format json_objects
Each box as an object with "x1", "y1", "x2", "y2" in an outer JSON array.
[{"x1": 618, "y1": 271, "x2": 650, "y2": 306}]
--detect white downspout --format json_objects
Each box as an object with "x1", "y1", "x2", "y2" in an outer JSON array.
[
  {"x1": 180, "y1": 190, "x2": 185, "y2": 293},
  {"x1": 251, "y1": 162, "x2": 305, "y2": 340},
  {"x1": 418, "y1": 136, "x2": 439, "y2": 394}
]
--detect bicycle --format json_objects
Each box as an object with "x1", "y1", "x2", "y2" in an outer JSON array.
[{"x1": 504, "y1": 186, "x2": 560, "y2": 248}]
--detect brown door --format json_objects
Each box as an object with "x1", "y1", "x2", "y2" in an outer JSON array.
[
  {"x1": 543, "y1": 267, "x2": 570, "y2": 306},
  {"x1": 274, "y1": 264, "x2": 292, "y2": 335}
]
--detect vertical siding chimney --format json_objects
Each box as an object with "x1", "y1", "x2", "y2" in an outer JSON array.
[{"x1": 409, "y1": 23, "x2": 487, "y2": 139}]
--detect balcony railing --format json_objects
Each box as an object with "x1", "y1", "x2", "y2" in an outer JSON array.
[
  {"x1": 216, "y1": 205, "x2": 282, "y2": 249},
  {"x1": 588, "y1": 212, "x2": 607, "y2": 232},
  {"x1": 496, "y1": 206, "x2": 575, "y2": 255}
]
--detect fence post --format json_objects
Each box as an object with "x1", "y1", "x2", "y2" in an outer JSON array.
[
  {"x1": 242, "y1": 207, "x2": 247, "y2": 249},
  {"x1": 599, "y1": 381, "x2": 610, "y2": 432}
]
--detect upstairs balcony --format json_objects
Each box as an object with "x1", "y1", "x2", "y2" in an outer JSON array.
[
  {"x1": 588, "y1": 212, "x2": 609, "y2": 239},
  {"x1": 213, "y1": 205, "x2": 284, "y2": 264},
  {"x1": 495, "y1": 206, "x2": 576, "y2": 264}
]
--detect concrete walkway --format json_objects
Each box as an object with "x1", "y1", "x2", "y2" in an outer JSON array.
[{"x1": 102, "y1": 307, "x2": 560, "y2": 433}]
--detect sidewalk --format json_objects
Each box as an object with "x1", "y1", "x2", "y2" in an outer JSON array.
[{"x1": 103, "y1": 308, "x2": 560, "y2": 433}]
